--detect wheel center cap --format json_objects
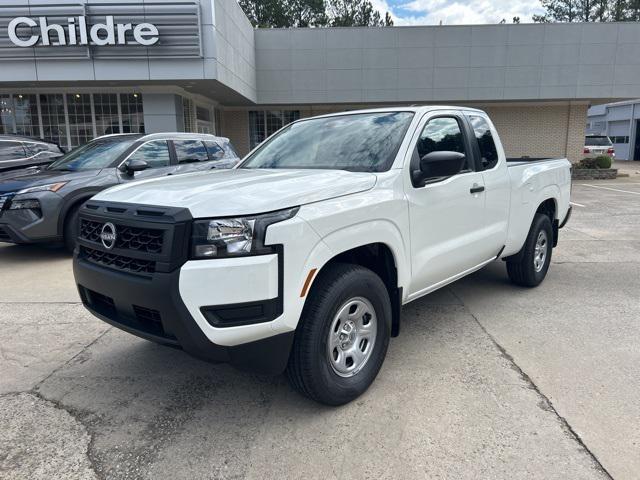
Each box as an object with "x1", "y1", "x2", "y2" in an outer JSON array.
[{"x1": 339, "y1": 321, "x2": 357, "y2": 348}]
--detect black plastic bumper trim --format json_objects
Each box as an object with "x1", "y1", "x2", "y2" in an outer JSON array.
[{"x1": 74, "y1": 256, "x2": 293, "y2": 374}]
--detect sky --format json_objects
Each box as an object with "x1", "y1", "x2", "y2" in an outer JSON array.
[{"x1": 370, "y1": 0, "x2": 546, "y2": 25}]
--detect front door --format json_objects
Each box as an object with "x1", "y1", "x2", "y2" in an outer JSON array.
[{"x1": 404, "y1": 112, "x2": 490, "y2": 300}]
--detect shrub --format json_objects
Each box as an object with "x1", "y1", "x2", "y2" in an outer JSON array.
[
  {"x1": 578, "y1": 157, "x2": 598, "y2": 169},
  {"x1": 595, "y1": 155, "x2": 612, "y2": 169}
]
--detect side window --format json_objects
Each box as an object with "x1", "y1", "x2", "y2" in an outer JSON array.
[
  {"x1": 417, "y1": 117, "x2": 468, "y2": 169},
  {"x1": 0, "y1": 141, "x2": 26, "y2": 161},
  {"x1": 203, "y1": 141, "x2": 225, "y2": 160},
  {"x1": 174, "y1": 140, "x2": 208, "y2": 163},
  {"x1": 468, "y1": 115, "x2": 499, "y2": 170},
  {"x1": 127, "y1": 140, "x2": 171, "y2": 168}
]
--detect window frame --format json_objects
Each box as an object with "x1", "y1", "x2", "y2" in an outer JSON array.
[
  {"x1": 464, "y1": 113, "x2": 501, "y2": 172},
  {"x1": 409, "y1": 112, "x2": 476, "y2": 188}
]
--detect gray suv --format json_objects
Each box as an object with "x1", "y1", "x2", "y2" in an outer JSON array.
[{"x1": 0, "y1": 132, "x2": 240, "y2": 250}]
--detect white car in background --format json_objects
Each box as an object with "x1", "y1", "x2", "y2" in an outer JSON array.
[{"x1": 584, "y1": 135, "x2": 615, "y2": 158}]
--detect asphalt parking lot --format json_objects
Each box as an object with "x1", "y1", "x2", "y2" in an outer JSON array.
[{"x1": 1, "y1": 177, "x2": 639, "y2": 480}]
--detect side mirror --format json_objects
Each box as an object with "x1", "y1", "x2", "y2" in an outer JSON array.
[
  {"x1": 119, "y1": 159, "x2": 149, "y2": 175},
  {"x1": 413, "y1": 151, "x2": 466, "y2": 185}
]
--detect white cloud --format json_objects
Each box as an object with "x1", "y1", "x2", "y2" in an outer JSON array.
[{"x1": 389, "y1": 0, "x2": 545, "y2": 25}]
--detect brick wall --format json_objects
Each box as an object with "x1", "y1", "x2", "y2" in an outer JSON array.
[
  {"x1": 222, "y1": 103, "x2": 588, "y2": 162},
  {"x1": 483, "y1": 103, "x2": 588, "y2": 163}
]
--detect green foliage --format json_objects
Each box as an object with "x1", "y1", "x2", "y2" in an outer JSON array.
[
  {"x1": 534, "y1": 0, "x2": 640, "y2": 22},
  {"x1": 595, "y1": 155, "x2": 613, "y2": 168},
  {"x1": 577, "y1": 155, "x2": 613, "y2": 169},
  {"x1": 237, "y1": 0, "x2": 393, "y2": 28}
]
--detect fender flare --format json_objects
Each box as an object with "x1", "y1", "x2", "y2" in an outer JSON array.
[{"x1": 56, "y1": 188, "x2": 104, "y2": 236}]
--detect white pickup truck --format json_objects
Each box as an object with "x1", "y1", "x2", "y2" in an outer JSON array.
[{"x1": 73, "y1": 106, "x2": 572, "y2": 405}]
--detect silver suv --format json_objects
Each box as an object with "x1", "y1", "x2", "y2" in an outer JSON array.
[
  {"x1": 0, "y1": 132, "x2": 240, "y2": 250},
  {"x1": 584, "y1": 135, "x2": 615, "y2": 158}
]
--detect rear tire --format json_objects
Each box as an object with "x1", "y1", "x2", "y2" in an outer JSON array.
[
  {"x1": 507, "y1": 213, "x2": 553, "y2": 287},
  {"x1": 63, "y1": 204, "x2": 82, "y2": 253},
  {"x1": 286, "y1": 263, "x2": 391, "y2": 406}
]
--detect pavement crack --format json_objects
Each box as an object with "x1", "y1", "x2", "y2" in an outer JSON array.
[
  {"x1": 449, "y1": 289, "x2": 614, "y2": 480},
  {"x1": 26, "y1": 390, "x2": 105, "y2": 480},
  {"x1": 34, "y1": 326, "x2": 112, "y2": 390}
]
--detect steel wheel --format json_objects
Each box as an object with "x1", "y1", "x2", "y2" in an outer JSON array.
[
  {"x1": 327, "y1": 297, "x2": 377, "y2": 378},
  {"x1": 533, "y1": 230, "x2": 548, "y2": 272}
]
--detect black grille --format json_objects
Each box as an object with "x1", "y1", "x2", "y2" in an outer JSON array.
[
  {"x1": 133, "y1": 305, "x2": 162, "y2": 325},
  {"x1": 0, "y1": 227, "x2": 10, "y2": 242},
  {"x1": 80, "y1": 219, "x2": 164, "y2": 254},
  {"x1": 81, "y1": 246, "x2": 155, "y2": 274}
]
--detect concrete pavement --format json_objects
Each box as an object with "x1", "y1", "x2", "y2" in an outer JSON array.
[{"x1": 1, "y1": 179, "x2": 639, "y2": 479}]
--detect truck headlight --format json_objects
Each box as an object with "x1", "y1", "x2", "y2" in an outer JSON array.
[{"x1": 191, "y1": 207, "x2": 298, "y2": 259}]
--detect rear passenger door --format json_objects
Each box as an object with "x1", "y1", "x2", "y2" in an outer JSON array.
[
  {"x1": 464, "y1": 113, "x2": 510, "y2": 251},
  {"x1": 171, "y1": 139, "x2": 214, "y2": 175}
]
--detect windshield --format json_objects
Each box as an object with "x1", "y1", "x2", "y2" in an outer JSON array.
[
  {"x1": 47, "y1": 137, "x2": 139, "y2": 171},
  {"x1": 585, "y1": 136, "x2": 612, "y2": 146},
  {"x1": 240, "y1": 111, "x2": 415, "y2": 172}
]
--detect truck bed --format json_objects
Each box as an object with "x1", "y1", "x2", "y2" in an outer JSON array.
[{"x1": 506, "y1": 157, "x2": 565, "y2": 166}]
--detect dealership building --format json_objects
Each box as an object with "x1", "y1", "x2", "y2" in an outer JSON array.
[
  {"x1": 2, "y1": 1, "x2": 640, "y2": 162},
  {"x1": 587, "y1": 100, "x2": 640, "y2": 160}
]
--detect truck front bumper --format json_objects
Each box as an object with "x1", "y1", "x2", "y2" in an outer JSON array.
[{"x1": 74, "y1": 256, "x2": 294, "y2": 375}]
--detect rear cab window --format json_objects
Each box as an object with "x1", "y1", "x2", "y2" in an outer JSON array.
[{"x1": 468, "y1": 115, "x2": 499, "y2": 170}]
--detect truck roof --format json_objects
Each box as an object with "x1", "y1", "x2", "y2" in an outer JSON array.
[{"x1": 307, "y1": 105, "x2": 486, "y2": 120}]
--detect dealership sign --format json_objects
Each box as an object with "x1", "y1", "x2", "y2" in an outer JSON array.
[
  {"x1": 0, "y1": 2, "x2": 202, "y2": 60},
  {"x1": 8, "y1": 16, "x2": 159, "y2": 47}
]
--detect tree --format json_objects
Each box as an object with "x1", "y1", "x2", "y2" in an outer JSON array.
[
  {"x1": 238, "y1": 0, "x2": 327, "y2": 28},
  {"x1": 327, "y1": 0, "x2": 394, "y2": 26},
  {"x1": 237, "y1": 0, "x2": 393, "y2": 28},
  {"x1": 533, "y1": 0, "x2": 638, "y2": 22}
]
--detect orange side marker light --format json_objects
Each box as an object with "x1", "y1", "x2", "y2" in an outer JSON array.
[{"x1": 300, "y1": 268, "x2": 318, "y2": 297}]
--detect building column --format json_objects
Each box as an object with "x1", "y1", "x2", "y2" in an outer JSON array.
[{"x1": 142, "y1": 94, "x2": 184, "y2": 133}]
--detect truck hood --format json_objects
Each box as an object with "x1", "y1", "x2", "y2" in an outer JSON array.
[
  {"x1": 93, "y1": 168, "x2": 377, "y2": 217},
  {"x1": 0, "y1": 167, "x2": 101, "y2": 194}
]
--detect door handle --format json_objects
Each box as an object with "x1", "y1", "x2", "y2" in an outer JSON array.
[{"x1": 470, "y1": 184, "x2": 485, "y2": 194}]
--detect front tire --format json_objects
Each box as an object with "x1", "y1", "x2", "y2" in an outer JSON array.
[
  {"x1": 286, "y1": 263, "x2": 391, "y2": 406},
  {"x1": 507, "y1": 213, "x2": 553, "y2": 287},
  {"x1": 63, "y1": 204, "x2": 81, "y2": 253}
]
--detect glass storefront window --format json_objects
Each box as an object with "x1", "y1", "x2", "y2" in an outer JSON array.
[
  {"x1": 120, "y1": 93, "x2": 144, "y2": 134},
  {"x1": 0, "y1": 96, "x2": 14, "y2": 134},
  {"x1": 40, "y1": 94, "x2": 67, "y2": 147},
  {"x1": 14, "y1": 94, "x2": 39, "y2": 138},
  {"x1": 249, "y1": 110, "x2": 300, "y2": 149},
  {"x1": 0, "y1": 92, "x2": 146, "y2": 148},
  {"x1": 67, "y1": 94, "x2": 93, "y2": 148},
  {"x1": 94, "y1": 93, "x2": 120, "y2": 136}
]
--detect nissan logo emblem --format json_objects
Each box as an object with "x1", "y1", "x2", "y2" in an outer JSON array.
[{"x1": 100, "y1": 222, "x2": 117, "y2": 250}]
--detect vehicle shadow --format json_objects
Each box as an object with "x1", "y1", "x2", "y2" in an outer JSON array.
[{"x1": 0, "y1": 243, "x2": 69, "y2": 265}]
